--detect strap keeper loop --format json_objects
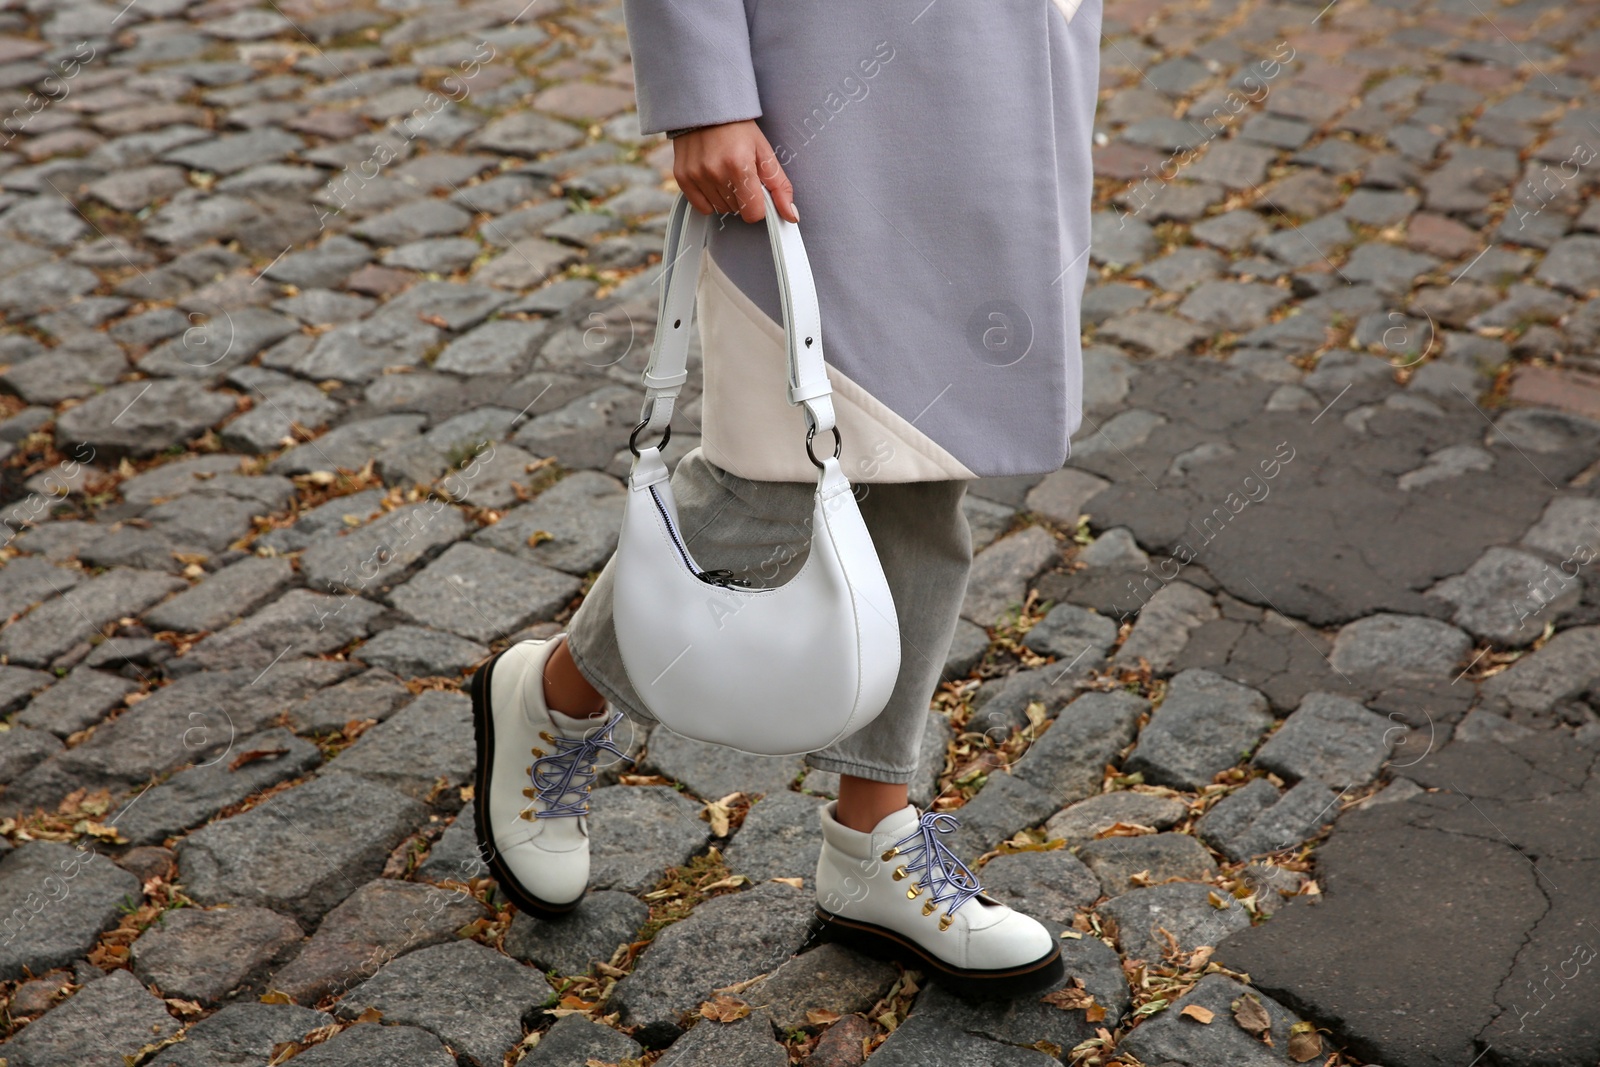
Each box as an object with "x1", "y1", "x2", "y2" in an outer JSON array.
[{"x1": 788, "y1": 378, "x2": 833, "y2": 405}]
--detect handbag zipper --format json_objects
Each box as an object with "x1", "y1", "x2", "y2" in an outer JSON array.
[{"x1": 648, "y1": 485, "x2": 752, "y2": 588}]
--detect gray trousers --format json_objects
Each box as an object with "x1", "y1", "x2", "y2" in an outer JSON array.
[{"x1": 566, "y1": 447, "x2": 972, "y2": 784}]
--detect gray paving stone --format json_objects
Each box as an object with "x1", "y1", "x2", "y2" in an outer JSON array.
[
  {"x1": 431, "y1": 318, "x2": 544, "y2": 376},
  {"x1": 723, "y1": 790, "x2": 827, "y2": 887},
  {"x1": 379, "y1": 281, "x2": 515, "y2": 332},
  {"x1": 1090, "y1": 210, "x2": 1157, "y2": 266},
  {"x1": 513, "y1": 384, "x2": 643, "y2": 471},
  {"x1": 335, "y1": 939, "x2": 551, "y2": 1067},
  {"x1": 152, "y1": 1003, "x2": 335, "y2": 1067},
  {"x1": 643, "y1": 727, "x2": 803, "y2": 801},
  {"x1": 1196, "y1": 777, "x2": 1280, "y2": 857},
  {"x1": 0, "y1": 840, "x2": 140, "y2": 980},
  {"x1": 0, "y1": 667, "x2": 53, "y2": 719},
  {"x1": 739, "y1": 943, "x2": 897, "y2": 1032},
  {"x1": 256, "y1": 489, "x2": 389, "y2": 553},
  {"x1": 976, "y1": 848, "x2": 1102, "y2": 923},
  {"x1": 1178, "y1": 280, "x2": 1289, "y2": 331},
  {"x1": 130, "y1": 905, "x2": 302, "y2": 1004},
  {"x1": 470, "y1": 111, "x2": 585, "y2": 157},
  {"x1": 221, "y1": 382, "x2": 343, "y2": 453},
  {"x1": 353, "y1": 199, "x2": 473, "y2": 245},
  {"x1": 288, "y1": 1024, "x2": 458, "y2": 1067},
  {"x1": 1429, "y1": 545, "x2": 1577, "y2": 646},
  {"x1": 933, "y1": 465, "x2": 1004, "y2": 541},
  {"x1": 1023, "y1": 602, "x2": 1119, "y2": 663},
  {"x1": 0, "y1": 557, "x2": 80, "y2": 621},
  {"x1": 267, "y1": 878, "x2": 487, "y2": 1004},
  {"x1": 355, "y1": 625, "x2": 488, "y2": 678},
  {"x1": 1193, "y1": 208, "x2": 1271, "y2": 252},
  {"x1": 1126, "y1": 669, "x2": 1273, "y2": 790},
  {"x1": 177, "y1": 771, "x2": 428, "y2": 927},
  {"x1": 1136, "y1": 247, "x2": 1226, "y2": 292},
  {"x1": 142, "y1": 556, "x2": 298, "y2": 633},
  {"x1": 1118, "y1": 973, "x2": 1304, "y2": 1067},
  {"x1": 969, "y1": 667, "x2": 1079, "y2": 740},
  {"x1": 1078, "y1": 831, "x2": 1217, "y2": 896},
  {"x1": 327, "y1": 690, "x2": 473, "y2": 803},
  {"x1": 1044, "y1": 790, "x2": 1189, "y2": 847},
  {"x1": 381, "y1": 237, "x2": 482, "y2": 274},
  {"x1": 272, "y1": 415, "x2": 428, "y2": 479},
  {"x1": 415, "y1": 804, "x2": 489, "y2": 885},
  {"x1": 0, "y1": 568, "x2": 185, "y2": 667},
  {"x1": 587, "y1": 785, "x2": 712, "y2": 894},
  {"x1": 286, "y1": 667, "x2": 412, "y2": 734},
  {"x1": 864, "y1": 1013, "x2": 1057, "y2": 1067},
  {"x1": 1253, "y1": 692, "x2": 1395, "y2": 788},
  {"x1": 389, "y1": 543, "x2": 580, "y2": 642},
  {"x1": 1011, "y1": 689, "x2": 1149, "y2": 803},
  {"x1": 1328, "y1": 612, "x2": 1472, "y2": 680},
  {"x1": 263, "y1": 235, "x2": 372, "y2": 288},
  {"x1": 473, "y1": 470, "x2": 626, "y2": 575},
  {"x1": 961, "y1": 526, "x2": 1060, "y2": 625},
  {"x1": 13, "y1": 668, "x2": 136, "y2": 739},
  {"x1": 911, "y1": 927, "x2": 1129, "y2": 1051},
  {"x1": 1100, "y1": 881, "x2": 1250, "y2": 964},
  {"x1": 272, "y1": 288, "x2": 376, "y2": 327},
  {"x1": 655, "y1": 1010, "x2": 787, "y2": 1067},
  {"x1": 300, "y1": 503, "x2": 471, "y2": 594},
  {"x1": 174, "y1": 588, "x2": 384, "y2": 675},
  {"x1": 1113, "y1": 581, "x2": 1218, "y2": 672},
  {"x1": 1241, "y1": 778, "x2": 1342, "y2": 855},
  {"x1": 285, "y1": 313, "x2": 442, "y2": 384},
  {"x1": 117, "y1": 727, "x2": 322, "y2": 847},
  {"x1": 54, "y1": 380, "x2": 235, "y2": 458},
  {"x1": 610, "y1": 880, "x2": 813, "y2": 1044},
  {"x1": 0, "y1": 969, "x2": 179, "y2": 1067},
  {"x1": 1537, "y1": 234, "x2": 1600, "y2": 296},
  {"x1": 504, "y1": 889, "x2": 648, "y2": 976},
  {"x1": 945, "y1": 770, "x2": 1060, "y2": 862},
  {"x1": 523, "y1": 1014, "x2": 643, "y2": 1067}
]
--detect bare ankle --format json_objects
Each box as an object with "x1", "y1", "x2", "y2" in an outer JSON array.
[
  {"x1": 835, "y1": 775, "x2": 910, "y2": 833},
  {"x1": 543, "y1": 637, "x2": 608, "y2": 717}
]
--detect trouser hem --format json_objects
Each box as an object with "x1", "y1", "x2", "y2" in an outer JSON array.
[{"x1": 803, "y1": 753, "x2": 917, "y2": 786}]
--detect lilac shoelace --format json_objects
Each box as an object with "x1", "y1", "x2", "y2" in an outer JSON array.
[
  {"x1": 529, "y1": 710, "x2": 628, "y2": 819},
  {"x1": 890, "y1": 811, "x2": 985, "y2": 916}
]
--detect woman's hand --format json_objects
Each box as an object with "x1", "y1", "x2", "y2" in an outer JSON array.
[{"x1": 672, "y1": 120, "x2": 799, "y2": 224}]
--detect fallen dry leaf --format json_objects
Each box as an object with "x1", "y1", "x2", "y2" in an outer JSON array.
[
  {"x1": 1180, "y1": 1004, "x2": 1215, "y2": 1024},
  {"x1": 1287, "y1": 1020, "x2": 1323, "y2": 1061},
  {"x1": 1094, "y1": 821, "x2": 1158, "y2": 839},
  {"x1": 806, "y1": 1008, "x2": 842, "y2": 1026},
  {"x1": 771, "y1": 877, "x2": 803, "y2": 888},
  {"x1": 1207, "y1": 890, "x2": 1231, "y2": 910},
  {"x1": 1041, "y1": 976, "x2": 1103, "y2": 1019},
  {"x1": 700, "y1": 995, "x2": 752, "y2": 1023},
  {"x1": 229, "y1": 747, "x2": 289, "y2": 771},
  {"x1": 1233, "y1": 993, "x2": 1273, "y2": 1044}
]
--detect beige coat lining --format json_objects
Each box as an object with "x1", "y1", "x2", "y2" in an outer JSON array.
[{"x1": 696, "y1": 251, "x2": 977, "y2": 484}]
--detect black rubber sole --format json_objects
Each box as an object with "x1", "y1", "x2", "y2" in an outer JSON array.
[
  {"x1": 470, "y1": 649, "x2": 583, "y2": 920},
  {"x1": 813, "y1": 907, "x2": 1066, "y2": 1002}
]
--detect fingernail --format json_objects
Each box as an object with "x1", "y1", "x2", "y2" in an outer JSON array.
[{"x1": 790, "y1": 202, "x2": 800, "y2": 222}]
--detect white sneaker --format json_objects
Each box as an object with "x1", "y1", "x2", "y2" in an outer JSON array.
[
  {"x1": 814, "y1": 803, "x2": 1062, "y2": 1000},
  {"x1": 470, "y1": 636, "x2": 627, "y2": 917}
]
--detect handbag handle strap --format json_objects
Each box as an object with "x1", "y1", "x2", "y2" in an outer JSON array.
[{"x1": 633, "y1": 189, "x2": 838, "y2": 452}]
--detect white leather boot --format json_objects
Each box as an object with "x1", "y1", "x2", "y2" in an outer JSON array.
[
  {"x1": 814, "y1": 802, "x2": 1062, "y2": 999},
  {"x1": 470, "y1": 636, "x2": 627, "y2": 917}
]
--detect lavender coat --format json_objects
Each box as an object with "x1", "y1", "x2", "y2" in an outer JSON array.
[{"x1": 621, "y1": 0, "x2": 1102, "y2": 482}]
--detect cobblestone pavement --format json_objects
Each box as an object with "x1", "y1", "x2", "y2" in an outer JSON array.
[{"x1": 0, "y1": 0, "x2": 1598, "y2": 1064}]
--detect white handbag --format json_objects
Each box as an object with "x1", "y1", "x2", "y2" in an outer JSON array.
[{"x1": 611, "y1": 190, "x2": 901, "y2": 757}]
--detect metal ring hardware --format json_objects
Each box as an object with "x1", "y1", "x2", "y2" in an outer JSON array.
[
  {"x1": 806, "y1": 425, "x2": 843, "y2": 469},
  {"x1": 629, "y1": 420, "x2": 672, "y2": 458}
]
